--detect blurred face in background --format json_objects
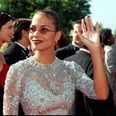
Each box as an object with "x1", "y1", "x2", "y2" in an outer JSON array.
[
  {"x1": 70, "y1": 23, "x2": 83, "y2": 46},
  {"x1": 0, "y1": 20, "x2": 14, "y2": 46}
]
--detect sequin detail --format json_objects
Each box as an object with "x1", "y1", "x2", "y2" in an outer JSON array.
[{"x1": 3, "y1": 56, "x2": 97, "y2": 115}]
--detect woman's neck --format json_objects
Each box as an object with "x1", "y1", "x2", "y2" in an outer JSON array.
[{"x1": 33, "y1": 50, "x2": 55, "y2": 65}]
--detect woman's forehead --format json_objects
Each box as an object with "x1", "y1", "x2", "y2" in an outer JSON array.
[{"x1": 31, "y1": 14, "x2": 54, "y2": 26}]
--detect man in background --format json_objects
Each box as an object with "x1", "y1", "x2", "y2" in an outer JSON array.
[
  {"x1": 4, "y1": 18, "x2": 31, "y2": 65},
  {"x1": 4, "y1": 18, "x2": 31, "y2": 115}
]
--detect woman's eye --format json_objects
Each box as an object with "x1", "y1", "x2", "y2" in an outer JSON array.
[
  {"x1": 30, "y1": 27, "x2": 36, "y2": 32},
  {"x1": 40, "y1": 28, "x2": 48, "y2": 34},
  {"x1": 29, "y1": 27, "x2": 54, "y2": 34}
]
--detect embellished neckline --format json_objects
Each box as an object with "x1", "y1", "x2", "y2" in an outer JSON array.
[{"x1": 31, "y1": 56, "x2": 59, "y2": 67}]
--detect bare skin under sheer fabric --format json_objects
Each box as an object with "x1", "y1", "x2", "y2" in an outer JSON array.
[{"x1": 3, "y1": 57, "x2": 97, "y2": 115}]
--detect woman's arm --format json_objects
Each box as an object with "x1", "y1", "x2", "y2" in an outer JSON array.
[
  {"x1": 78, "y1": 16, "x2": 109, "y2": 100},
  {"x1": 3, "y1": 65, "x2": 21, "y2": 115}
]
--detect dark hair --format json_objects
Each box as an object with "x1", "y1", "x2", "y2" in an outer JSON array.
[
  {"x1": 12, "y1": 18, "x2": 31, "y2": 42},
  {"x1": 71, "y1": 20, "x2": 81, "y2": 30},
  {"x1": 0, "y1": 12, "x2": 14, "y2": 29},
  {"x1": 55, "y1": 33, "x2": 70, "y2": 49},
  {"x1": 35, "y1": 10, "x2": 62, "y2": 31},
  {"x1": 100, "y1": 28, "x2": 113, "y2": 45}
]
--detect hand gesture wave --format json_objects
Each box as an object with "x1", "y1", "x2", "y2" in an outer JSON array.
[{"x1": 78, "y1": 16, "x2": 100, "y2": 51}]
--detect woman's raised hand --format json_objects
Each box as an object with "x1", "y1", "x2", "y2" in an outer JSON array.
[{"x1": 78, "y1": 16, "x2": 100, "y2": 51}]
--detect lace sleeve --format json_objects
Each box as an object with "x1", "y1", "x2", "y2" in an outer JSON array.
[
  {"x1": 73, "y1": 63, "x2": 97, "y2": 99},
  {"x1": 3, "y1": 64, "x2": 22, "y2": 115}
]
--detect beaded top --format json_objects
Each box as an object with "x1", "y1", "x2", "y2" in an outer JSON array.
[{"x1": 3, "y1": 56, "x2": 97, "y2": 115}]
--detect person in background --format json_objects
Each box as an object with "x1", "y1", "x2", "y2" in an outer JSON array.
[
  {"x1": 55, "y1": 20, "x2": 82, "y2": 59},
  {"x1": 106, "y1": 39, "x2": 116, "y2": 77},
  {"x1": 3, "y1": 9, "x2": 109, "y2": 115},
  {"x1": 4, "y1": 18, "x2": 31, "y2": 65},
  {"x1": 105, "y1": 39, "x2": 116, "y2": 107},
  {"x1": 100, "y1": 28, "x2": 116, "y2": 108},
  {"x1": 0, "y1": 42, "x2": 10, "y2": 52},
  {"x1": 0, "y1": 12, "x2": 14, "y2": 116},
  {"x1": 3, "y1": 18, "x2": 31, "y2": 116}
]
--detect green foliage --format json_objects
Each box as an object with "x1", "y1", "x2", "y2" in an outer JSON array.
[{"x1": 0, "y1": 0, "x2": 91, "y2": 38}]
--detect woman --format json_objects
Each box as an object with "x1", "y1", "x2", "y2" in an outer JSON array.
[
  {"x1": 0, "y1": 12, "x2": 14, "y2": 115},
  {"x1": 3, "y1": 10, "x2": 109, "y2": 115}
]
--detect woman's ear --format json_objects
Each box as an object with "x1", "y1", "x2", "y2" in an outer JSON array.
[
  {"x1": 55, "y1": 31, "x2": 62, "y2": 43},
  {"x1": 54, "y1": 31, "x2": 62, "y2": 49}
]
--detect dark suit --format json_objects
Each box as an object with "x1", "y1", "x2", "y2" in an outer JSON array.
[
  {"x1": 65, "y1": 49, "x2": 116, "y2": 115},
  {"x1": 55, "y1": 43, "x2": 79, "y2": 60},
  {"x1": 4, "y1": 42, "x2": 29, "y2": 65},
  {"x1": 4, "y1": 42, "x2": 29, "y2": 116}
]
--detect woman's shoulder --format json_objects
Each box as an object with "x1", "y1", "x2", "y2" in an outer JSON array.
[
  {"x1": 10, "y1": 57, "x2": 33, "y2": 69},
  {"x1": 56, "y1": 57, "x2": 81, "y2": 69}
]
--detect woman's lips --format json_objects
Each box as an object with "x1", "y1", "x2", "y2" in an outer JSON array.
[{"x1": 32, "y1": 40, "x2": 43, "y2": 44}]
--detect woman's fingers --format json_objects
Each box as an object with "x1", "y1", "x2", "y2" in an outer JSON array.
[
  {"x1": 85, "y1": 16, "x2": 90, "y2": 31},
  {"x1": 81, "y1": 19, "x2": 86, "y2": 33},
  {"x1": 89, "y1": 18, "x2": 94, "y2": 31},
  {"x1": 79, "y1": 16, "x2": 100, "y2": 45},
  {"x1": 84, "y1": 16, "x2": 94, "y2": 32},
  {"x1": 81, "y1": 16, "x2": 93, "y2": 33},
  {"x1": 95, "y1": 21, "x2": 99, "y2": 32}
]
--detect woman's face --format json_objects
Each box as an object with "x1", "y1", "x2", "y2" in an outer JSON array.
[
  {"x1": 29, "y1": 13, "x2": 60, "y2": 52},
  {"x1": 0, "y1": 20, "x2": 14, "y2": 45}
]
